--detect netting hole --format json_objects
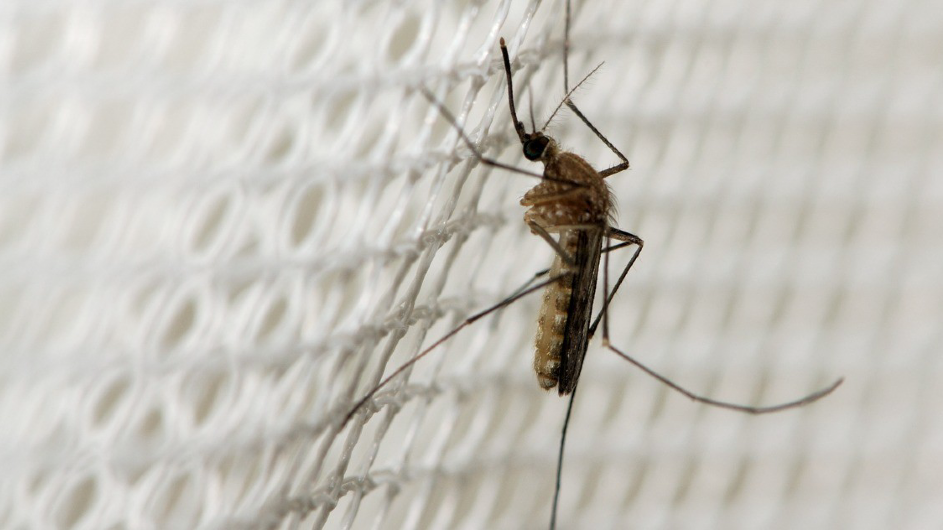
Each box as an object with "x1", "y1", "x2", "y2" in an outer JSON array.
[
  {"x1": 53, "y1": 473, "x2": 98, "y2": 528},
  {"x1": 234, "y1": 453, "x2": 266, "y2": 512},
  {"x1": 89, "y1": 373, "x2": 133, "y2": 429},
  {"x1": 317, "y1": 270, "x2": 367, "y2": 330},
  {"x1": 208, "y1": 95, "x2": 265, "y2": 167},
  {"x1": 131, "y1": 406, "x2": 166, "y2": 448},
  {"x1": 251, "y1": 293, "x2": 290, "y2": 344},
  {"x1": 260, "y1": 119, "x2": 295, "y2": 164},
  {"x1": 145, "y1": 471, "x2": 202, "y2": 527},
  {"x1": 284, "y1": 8, "x2": 337, "y2": 73},
  {"x1": 385, "y1": 12, "x2": 422, "y2": 64},
  {"x1": 185, "y1": 186, "x2": 243, "y2": 260},
  {"x1": 322, "y1": 90, "x2": 359, "y2": 136},
  {"x1": 286, "y1": 181, "x2": 330, "y2": 249},
  {"x1": 183, "y1": 368, "x2": 233, "y2": 429},
  {"x1": 156, "y1": 296, "x2": 198, "y2": 352},
  {"x1": 352, "y1": 111, "x2": 385, "y2": 159}
]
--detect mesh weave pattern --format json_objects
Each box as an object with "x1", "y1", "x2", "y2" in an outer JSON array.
[{"x1": 1, "y1": 0, "x2": 941, "y2": 528}]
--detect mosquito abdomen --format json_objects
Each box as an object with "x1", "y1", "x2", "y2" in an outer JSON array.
[
  {"x1": 534, "y1": 235, "x2": 580, "y2": 390},
  {"x1": 533, "y1": 227, "x2": 603, "y2": 393}
]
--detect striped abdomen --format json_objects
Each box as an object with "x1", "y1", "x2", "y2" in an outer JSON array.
[{"x1": 534, "y1": 228, "x2": 603, "y2": 395}]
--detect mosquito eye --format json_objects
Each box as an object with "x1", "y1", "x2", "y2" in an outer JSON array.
[{"x1": 523, "y1": 136, "x2": 548, "y2": 161}]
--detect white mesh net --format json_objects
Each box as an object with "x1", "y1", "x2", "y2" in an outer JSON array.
[{"x1": 2, "y1": 0, "x2": 941, "y2": 528}]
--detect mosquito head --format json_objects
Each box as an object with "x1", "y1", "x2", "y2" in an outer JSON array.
[
  {"x1": 500, "y1": 38, "x2": 558, "y2": 163},
  {"x1": 521, "y1": 131, "x2": 553, "y2": 161}
]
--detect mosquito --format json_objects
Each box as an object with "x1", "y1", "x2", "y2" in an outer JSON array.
[{"x1": 343, "y1": 5, "x2": 843, "y2": 528}]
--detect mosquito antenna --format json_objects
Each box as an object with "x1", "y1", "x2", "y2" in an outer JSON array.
[
  {"x1": 528, "y1": 90, "x2": 537, "y2": 132},
  {"x1": 418, "y1": 86, "x2": 581, "y2": 185},
  {"x1": 564, "y1": 0, "x2": 572, "y2": 93},
  {"x1": 542, "y1": 61, "x2": 603, "y2": 132},
  {"x1": 499, "y1": 38, "x2": 528, "y2": 141}
]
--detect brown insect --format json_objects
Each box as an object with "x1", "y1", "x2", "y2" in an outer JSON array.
[{"x1": 343, "y1": 9, "x2": 843, "y2": 528}]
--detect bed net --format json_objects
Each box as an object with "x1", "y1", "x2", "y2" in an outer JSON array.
[{"x1": 1, "y1": 0, "x2": 941, "y2": 528}]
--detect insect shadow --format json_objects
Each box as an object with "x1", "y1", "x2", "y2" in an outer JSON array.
[{"x1": 343, "y1": 8, "x2": 843, "y2": 529}]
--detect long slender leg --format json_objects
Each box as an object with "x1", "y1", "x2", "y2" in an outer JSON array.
[
  {"x1": 353, "y1": 224, "x2": 635, "y2": 427},
  {"x1": 550, "y1": 386, "x2": 578, "y2": 530},
  {"x1": 557, "y1": 0, "x2": 630, "y2": 179},
  {"x1": 507, "y1": 268, "x2": 551, "y2": 298},
  {"x1": 421, "y1": 86, "x2": 588, "y2": 189},
  {"x1": 590, "y1": 227, "x2": 643, "y2": 336},
  {"x1": 601, "y1": 240, "x2": 638, "y2": 254},
  {"x1": 528, "y1": 222, "x2": 577, "y2": 266},
  {"x1": 499, "y1": 238, "x2": 631, "y2": 332},
  {"x1": 419, "y1": 87, "x2": 546, "y2": 182},
  {"x1": 548, "y1": 240, "x2": 634, "y2": 530},
  {"x1": 595, "y1": 229, "x2": 844, "y2": 413},
  {"x1": 342, "y1": 272, "x2": 573, "y2": 427},
  {"x1": 566, "y1": 99, "x2": 630, "y2": 178},
  {"x1": 522, "y1": 235, "x2": 655, "y2": 295},
  {"x1": 605, "y1": 343, "x2": 844, "y2": 413},
  {"x1": 507, "y1": 237, "x2": 647, "y2": 295}
]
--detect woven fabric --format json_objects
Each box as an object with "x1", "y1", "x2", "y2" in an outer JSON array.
[{"x1": 1, "y1": 0, "x2": 940, "y2": 528}]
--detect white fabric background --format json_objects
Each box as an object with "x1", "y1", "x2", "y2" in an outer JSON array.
[{"x1": 0, "y1": 0, "x2": 940, "y2": 529}]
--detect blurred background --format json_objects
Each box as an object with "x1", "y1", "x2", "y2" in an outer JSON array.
[{"x1": 1, "y1": 0, "x2": 940, "y2": 528}]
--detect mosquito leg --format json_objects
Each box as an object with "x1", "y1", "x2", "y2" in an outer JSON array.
[
  {"x1": 493, "y1": 267, "x2": 551, "y2": 322},
  {"x1": 342, "y1": 272, "x2": 573, "y2": 428},
  {"x1": 566, "y1": 99, "x2": 630, "y2": 178},
  {"x1": 605, "y1": 343, "x2": 845, "y2": 413},
  {"x1": 549, "y1": 225, "x2": 642, "y2": 529},
  {"x1": 528, "y1": 221, "x2": 577, "y2": 266},
  {"x1": 418, "y1": 87, "x2": 547, "y2": 181},
  {"x1": 507, "y1": 268, "x2": 551, "y2": 299},
  {"x1": 489, "y1": 226, "x2": 631, "y2": 334},
  {"x1": 595, "y1": 231, "x2": 844, "y2": 413},
  {"x1": 589, "y1": 227, "x2": 643, "y2": 337},
  {"x1": 420, "y1": 86, "x2": 587, "y2": 189},
  {"x1": 508, "y1": 230, "x2": 628, "y2": 340},
  {"x1": 550, "y1": 385, "x2": 578, "y2": 530},
  {"x1": 601, "y1": 240, "x2": 637, "y2": 254},
  {"x1": 553, "y1": 0, "x2": 630, "y2": 180}
]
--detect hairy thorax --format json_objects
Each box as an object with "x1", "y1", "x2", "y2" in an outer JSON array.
[{"x1": 520, "y1": 149, "x2": 614, "y2": 231}]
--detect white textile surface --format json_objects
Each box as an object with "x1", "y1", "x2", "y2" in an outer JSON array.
[{"x1": 0, "y1": 0, "x2": 940, "y2": 529}]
